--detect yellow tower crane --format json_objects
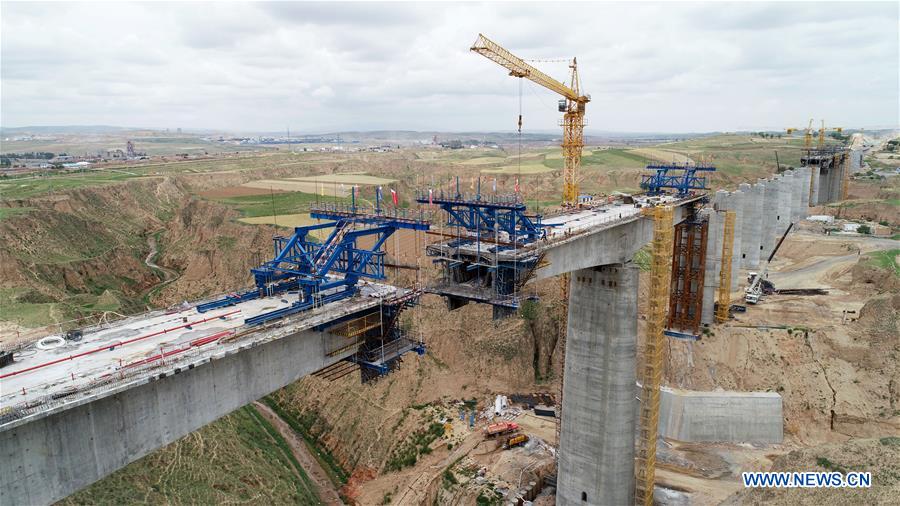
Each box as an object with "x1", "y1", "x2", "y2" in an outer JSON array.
[
  {"x1": 786, "y1": 118, "x2": 815, "y2": 150},
  {"x1": 471, "y1": 33, "x2": 590, "y2": 206},
  {"x1": 817, "y1": 120, "x2": 843, "y2": 150}
]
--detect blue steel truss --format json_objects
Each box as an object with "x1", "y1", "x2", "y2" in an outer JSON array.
[
  {"x1": 197, "y1": 205, "x2": 429, "y2": 327},
  {"x1": 415, "y1": 191, "x2": 546, "y2": 244},
  {"x1": 640, "y1": 163, "x2": 716, "y2": 197}
]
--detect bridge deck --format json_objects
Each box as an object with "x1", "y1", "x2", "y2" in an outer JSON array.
[
  {"x1": 0, "y1": 282, "x2": 401, "y2": 418},
  {"x1": 429, "y1": 194, "x2": 698, "y2": 262}
]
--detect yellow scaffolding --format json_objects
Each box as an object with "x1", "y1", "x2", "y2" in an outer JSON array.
[
  {"x1": 556, "y1": 272, "x2": 569, "y2": 462},
  {"x1": 840, "y1": 153, "x2": 850, "y2": 200},
  {"x1": 326, "y1": 312, "x2": 382, "y2": 339},
  {"x1": 715, "y1": 211, "x2": 736, "y2": 323},
  {"x1": 635, "y1": 205, "x2": 674, "y2": 506}
]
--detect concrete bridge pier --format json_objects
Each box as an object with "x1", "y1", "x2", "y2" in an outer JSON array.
[
  {"x1": 809, "y1": 166, "x2": 821, "y2": 205},
  {"x1": 557, "y1": 263, "x2": 638, "y2": 506}
]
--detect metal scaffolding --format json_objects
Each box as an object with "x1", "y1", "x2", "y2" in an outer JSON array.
[
  {"x1": 635, "y1": 205, "x2": 674, "y2": 506},
  {"x1": 840, "y1": 153, "x2": 850, "y2": 200},
  {"x1": 715, "y1": 211, "x2": 736, "y2": 323},
  {"x1": 667, "y1": 210, "x2": 708, "y2": 335}
]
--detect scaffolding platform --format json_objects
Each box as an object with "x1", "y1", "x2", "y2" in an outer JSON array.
[{"x1": 349, "y1": 334, "x2": 425, "y2": 378}]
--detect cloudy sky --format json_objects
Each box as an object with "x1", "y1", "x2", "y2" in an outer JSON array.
[{"x1": 2, "y1": 1, "x2": 897, "y2": 133}]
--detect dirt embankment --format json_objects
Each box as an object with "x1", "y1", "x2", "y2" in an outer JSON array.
[
  {"x1": 725, "y1": 437, "x2": 900, "y2": 505},
  {"x1": 0, "y1": 179, "x2": 181, "y2": 307},
  {"x1": 267, "y1": 281, "x2": 565, "y2": 501},
  {"x1": 0, "y1": 175, "x2": 279, "y2": 331},
  {"x1": 663, "y1": 235, "x2": 900, "y2": 446}
]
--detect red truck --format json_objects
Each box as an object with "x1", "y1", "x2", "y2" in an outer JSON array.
[{"x1": 483, "y1": 421, "x2": 519, "y2": 438}]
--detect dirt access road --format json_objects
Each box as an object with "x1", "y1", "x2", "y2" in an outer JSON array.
[
  {"x1": 766, "y1": 232, "x2": 898, "y2": 289},
  {"x1": 141, "y1": 232, "x2": 181, "y2": 303},
  {"x1": 253, "y1": 401, "x2": 344, "y2": 505}
]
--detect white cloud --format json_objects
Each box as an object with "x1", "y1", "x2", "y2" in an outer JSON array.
[{"x1": 1, "y1": 1, "x2": 897, "y2": 133}]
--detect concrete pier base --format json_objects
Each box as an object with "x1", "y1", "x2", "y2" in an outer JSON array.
[
  {"x1": 557, "y1": 264, "x2": 637, "y2": 506},
  {"x1": 657, "y1": 387, "x2": 783, "y2": 443}
]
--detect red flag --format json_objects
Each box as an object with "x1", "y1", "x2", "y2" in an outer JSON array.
[
  {"x1": 514, "y1": 177, "x2": 520, "y2": 193},
  {"x1": 428, "y1": 188, "x2": 433, "y2": 205},
  {"x1": 390, "y1": 188, "x2": 398, "y2": 206}
]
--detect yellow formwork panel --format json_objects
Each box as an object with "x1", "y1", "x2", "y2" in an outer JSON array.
[
  {"x1": 716, "y1": 211, "x2": 736, "y2": 323},
  {"x1": 635, "y1": 206, "x2": 674, "y2": 506},
  {"x1": 841, "y1": 155, "x2": 850, "y2": 200}
]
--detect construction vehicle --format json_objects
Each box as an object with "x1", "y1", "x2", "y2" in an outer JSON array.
[
  {"x1": 502, "y1": 433, "x2": 529, "y2": 449},
  {"x1": 471, "y1": 34, "x2": 590, "y2": 207},
  {"x1": 745, "y1": 222, "x2": 793, "y2": 304},
  {"x1": 483, "y1": 421, "x2": 519, "y2": 439}
]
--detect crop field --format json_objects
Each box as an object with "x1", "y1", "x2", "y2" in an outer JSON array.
[
  {"x1": 205, "y1": 191, "x2": 347, "y2": 219},
  {"x1": 543, "y1": 148, "x2": 654, "y2": 170},
  {"x1": 239, "y1": 213, "x2": 320, "y2": 228},
  {"x1": 0, "y1": 152, "x2": 334, "y2": 200},
  {"x1": 289, "y1": 174, "x2": 397, "y2": 185},
  {"x1": 481, "y1": 162, "x2": 556, "y2": 174},
  {"x1": 627, "y1": 147, "x2": 693, "y2": 164},
  {"x1": 197, "y1": 186, "x2": 287, "y2": 199},
  {"x1": 457, "y1": 156, "x2": 506, "y2": 165},
  {"x1": 243, "y1": 180, "x2": 350, "y2": 196}
]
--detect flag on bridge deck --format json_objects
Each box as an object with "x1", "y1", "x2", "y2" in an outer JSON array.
[
  {"x1": 492, "y1": 178, "x2": 497, "y2": 192},
  {"x1": 428, "y1": 188, "x2": 433, "y2": 205},
  {"x1": 390, "y1": 188, "x2": 398, "y2": 206},
  {"x1": 514, "y1": 177, "x2": 520, "y2": 193}
]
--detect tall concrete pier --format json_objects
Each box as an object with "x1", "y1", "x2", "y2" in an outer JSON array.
[
  {"x1": 729, "y1": 190, "x2": 744, "y2": 287},
  {"x1": 557, "y1": 264, "x2": 638, "y2": 506},
  {"x1": 787, "y1": 170, "x2": 802, "y2": 223},
  {"x1": 809, "y1": 166, "x2": 821, "y2": 205},
  {"x1": 740, "y1": 182, "x2": 762, "y2": 269},
  {"x1": 760, "y1": 178, "x2": 779, "y2": 259},
  {"x1": 797, "y1": 167, "x2": 810, "y2": 217},
  {"x1": 700, "y1": 196, "x2": 724, "y2": 325},
  {"x1": 776, "y1": 174, "x2": 793, "y2": 241}
]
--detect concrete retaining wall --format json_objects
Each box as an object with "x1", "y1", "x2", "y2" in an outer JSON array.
[
  {"x1": 0, "y1": 327, "x2": 354, "y2": 505},
  {"x1": 657, "y1": 387, "x2": 783, "y2": 443}
]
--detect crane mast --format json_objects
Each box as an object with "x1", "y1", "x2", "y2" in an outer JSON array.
[
  {"x1": 786, "y1": 118, "x2": 814, "y2": 150},
  {"x1": 471, "y1": 33, "x2": 590, "y2": 206}
]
